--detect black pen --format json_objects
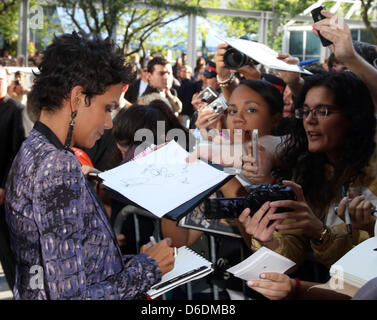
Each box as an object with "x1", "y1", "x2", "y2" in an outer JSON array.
[{"x1": 152, "y1": 265, "x2": 210, "y2": 291}]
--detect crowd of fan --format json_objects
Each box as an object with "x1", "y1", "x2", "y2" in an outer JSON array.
[{"x1": 1, "y1": 9, "x2": 377, "y2": 300}]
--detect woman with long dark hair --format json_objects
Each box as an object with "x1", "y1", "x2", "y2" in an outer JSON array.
[{"x1": 239, "y1": 71, "x2": 377, "y2": 269}]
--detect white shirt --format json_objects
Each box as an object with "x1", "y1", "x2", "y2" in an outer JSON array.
[{"x1": 138, "y1": 79, "x2": 148, "y2": 97}]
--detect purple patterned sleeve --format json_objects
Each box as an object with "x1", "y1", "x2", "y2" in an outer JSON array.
[{"x1": 32, "y1": 150, "x2": 161, "y2": 299}]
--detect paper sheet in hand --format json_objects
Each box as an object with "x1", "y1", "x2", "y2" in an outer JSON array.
[
  {"x1": 216, "y1": 36, "x2": 312, "y2": 75},
  {"x1": 99, "y1": 141, "x2": 230, "y2": 217},
  {"x1": 227, "y1": 247, "x2": 296, "y2": 281}
]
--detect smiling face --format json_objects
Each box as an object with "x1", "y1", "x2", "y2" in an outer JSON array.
[
  {"x1": 73, "y1": 83, "x2": 123, "y2": 148},
  {"x1": 226, "y1": 84, "x2": 278, "y2": 144},
  {"x1": 303, "y1": 86, "x2": 349, "y2": 160}
]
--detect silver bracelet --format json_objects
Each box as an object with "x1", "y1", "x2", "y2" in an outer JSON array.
[{"x1": 216, "y1": 73, "x2": 236, "y2": 87}]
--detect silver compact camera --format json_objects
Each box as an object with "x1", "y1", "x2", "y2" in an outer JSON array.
[
  {"x1": 204, "y1": 94, "x2": 228, "y2": 120},
  {"x1": 197, "y1": 85, "x2": 219, "y2": 104}
]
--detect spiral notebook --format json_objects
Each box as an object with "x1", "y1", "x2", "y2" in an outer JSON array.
[{"x1": 147, "y1": 246, "x2": 213, "y2": 299}]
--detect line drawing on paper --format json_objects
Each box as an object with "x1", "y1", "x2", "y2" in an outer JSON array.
[{"x1": 119, "y1": 164, "x2": 191, "y2": 188}]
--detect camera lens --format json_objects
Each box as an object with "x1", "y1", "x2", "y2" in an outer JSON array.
[{"x1": 223, "y1": 47, "x2": 250, "y2": 69}]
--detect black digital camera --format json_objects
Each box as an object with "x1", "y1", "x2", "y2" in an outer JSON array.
[
  {"x1": 223, "y1": 46, "x2": 259, "y2": 69},
  {"x1": 203, "y1": 184, "x2": 296, "y2": 219}
]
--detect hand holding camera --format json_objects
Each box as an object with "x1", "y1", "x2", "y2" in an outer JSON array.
[
  {"x1": 195, "y1": 104, "x2": 223, "y2": 130},
  {"x1": 238, "y1": 202, "x2": 282, "y2": 245},
  {"x1": 268, "y1": 181, "x2": 324, "y2": 240},
  {"x1": 204, "y1": 184, "x2": 296, "y2": 220},
  {"x1": 312, "y1": 9, "x2": 356, "y2": 65}
]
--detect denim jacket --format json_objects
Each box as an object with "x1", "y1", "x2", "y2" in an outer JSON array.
[{"x1": 5, "y1": 121, "x2": 161, "y2": 299}]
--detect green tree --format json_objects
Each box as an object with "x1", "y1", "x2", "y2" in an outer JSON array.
[
  {"x1": 0, "y1": 0, "x2": 19, "y2": 48},
  {"x1": 360, "y1": 0, "x2": 377, "y2": 44},
  {"x1": 56, "y1": 0, "x2": 206, "y2": 58},
  {"x1": 209, "y1": 0, "x2": 317, "y2": 50}
]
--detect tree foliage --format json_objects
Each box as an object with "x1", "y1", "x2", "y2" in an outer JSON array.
[
  {"x1": 56, "y1": 0, "x2": 206, "y2": 57},
  {"x1": 207, "y1": 0, "x2": 317, "y2": 50},
  {"x1": 0, "y1": 0, "x2": 18, "y2": 42}
]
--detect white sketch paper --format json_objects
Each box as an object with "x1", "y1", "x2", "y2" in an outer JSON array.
[
  {"x1": 216, "y1": 36, "x2": 312, "y2": 75},
  {"x1": 99, "y1": 141, "x2": 230, "y2": 217}
]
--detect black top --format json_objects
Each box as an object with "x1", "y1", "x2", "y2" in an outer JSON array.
[
  {"x1": 124, "y1": 78, "x2": 141, "y2": 104},
  {"x1": 0, "y1": 95, "x2": 25, "y2": 188},
  {"x1": 177, "y1": 79, "x2": 202, "y2": 117}
]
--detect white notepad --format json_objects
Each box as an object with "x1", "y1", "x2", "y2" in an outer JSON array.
[
  {"x1": 330, "y1": 236, "x2": 377, "y2": 289},
  {"x1": 147, "y1": 246, "x2": 213, "y2": 299},
  {"x1": 227, "y1": 247, "x2": 296, "y2": 281}
]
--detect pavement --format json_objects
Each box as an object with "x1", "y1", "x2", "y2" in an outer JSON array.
[{"x1": 0, "y1": 263, "x2": 13, "y2": 300}]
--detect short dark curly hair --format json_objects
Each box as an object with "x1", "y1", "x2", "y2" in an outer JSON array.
[
  {"x1": 147, "y1": 56, "x2": 170, "y2": 74},
  {"x1": 28, "y1": 32, "x2": 136, "y2": 113},
  {"x1": 277, "y1": 72, "x2": 376, "y2": 212}
]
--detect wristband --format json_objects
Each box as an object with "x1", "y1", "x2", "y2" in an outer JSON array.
[
  {"x1": 293, "y1": 277, "x2": 301, "y2": 299},
  {"x1": 216, "y1": 73, "x2": 236, "y2": 87}
]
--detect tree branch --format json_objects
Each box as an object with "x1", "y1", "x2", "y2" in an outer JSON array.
[
  {"x1": 360, "y1": 0, "x2": 377, "y2": 44},
  {"x1": 0, "y1": 0, "x2": 16, "y2": 16}
]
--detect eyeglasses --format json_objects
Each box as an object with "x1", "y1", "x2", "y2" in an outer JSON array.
[{"x1": 295, "y1": 104, "x2": 341, "y2": 120}]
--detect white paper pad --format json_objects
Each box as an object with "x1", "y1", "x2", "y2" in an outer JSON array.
[
  {"x1": 216, "y1": 36, "x2": 312, "y2": 75},
  {"x1": 227, "y1": 247, "x2": 296, "y2": 281},
  {"x1": 99, "y1": 141, "x2": 230, "y2": 217}
]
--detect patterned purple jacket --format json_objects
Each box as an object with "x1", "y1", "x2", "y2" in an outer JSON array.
[{"x1": 5, "y1": 121, "x2": 161, "y2": 299}]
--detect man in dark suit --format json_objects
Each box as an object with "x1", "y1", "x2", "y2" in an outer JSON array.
[
  {"x1": 0, "y1": 65, "x2": 25, "y2": 290},
  {"x1": 142, "y1": 57, "x2": 182, "y2": 114}
]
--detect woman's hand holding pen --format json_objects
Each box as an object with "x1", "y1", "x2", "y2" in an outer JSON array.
[
  {"x1": 140, "y1": 237, "x2": 175, "y2": 275},
  {"x1": 336, "y1": 195, "x2": 376, "y2": 237}
]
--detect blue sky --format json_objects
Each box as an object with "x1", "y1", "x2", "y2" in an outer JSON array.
[{"x1": 55, "y1": 7, "x2": 230, "y2": 51}]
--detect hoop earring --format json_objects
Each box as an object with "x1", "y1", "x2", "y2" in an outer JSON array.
[{"x1": 64, "y1": 111, "x2": 78, "y2": 150}]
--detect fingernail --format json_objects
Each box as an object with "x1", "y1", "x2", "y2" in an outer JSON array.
[
  {"x1": 260, "y1": 273, "x2": 266, "y2": 279},
  {"x1": 247, "y1": 281, "x2": 254, "y2": 287}
]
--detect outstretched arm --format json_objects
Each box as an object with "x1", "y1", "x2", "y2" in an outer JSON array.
[{"x1": 313, "y1": 10, "x2": 377, "y2": 109}]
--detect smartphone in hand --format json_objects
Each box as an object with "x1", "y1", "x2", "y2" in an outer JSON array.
[
  {"x1": 252, "y1": 129, "x2": 259, "y2": 170},
  {"x1": 311, "y1": 6, "x2": 333, "y2": 47}
]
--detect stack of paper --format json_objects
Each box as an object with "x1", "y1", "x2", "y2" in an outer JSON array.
[
  {"x1": 227, "y1": 247, "x2": 296, "y2": 281},
  {"x1": 330, "y1": 237, "x2": 377, "y2": 289}
]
